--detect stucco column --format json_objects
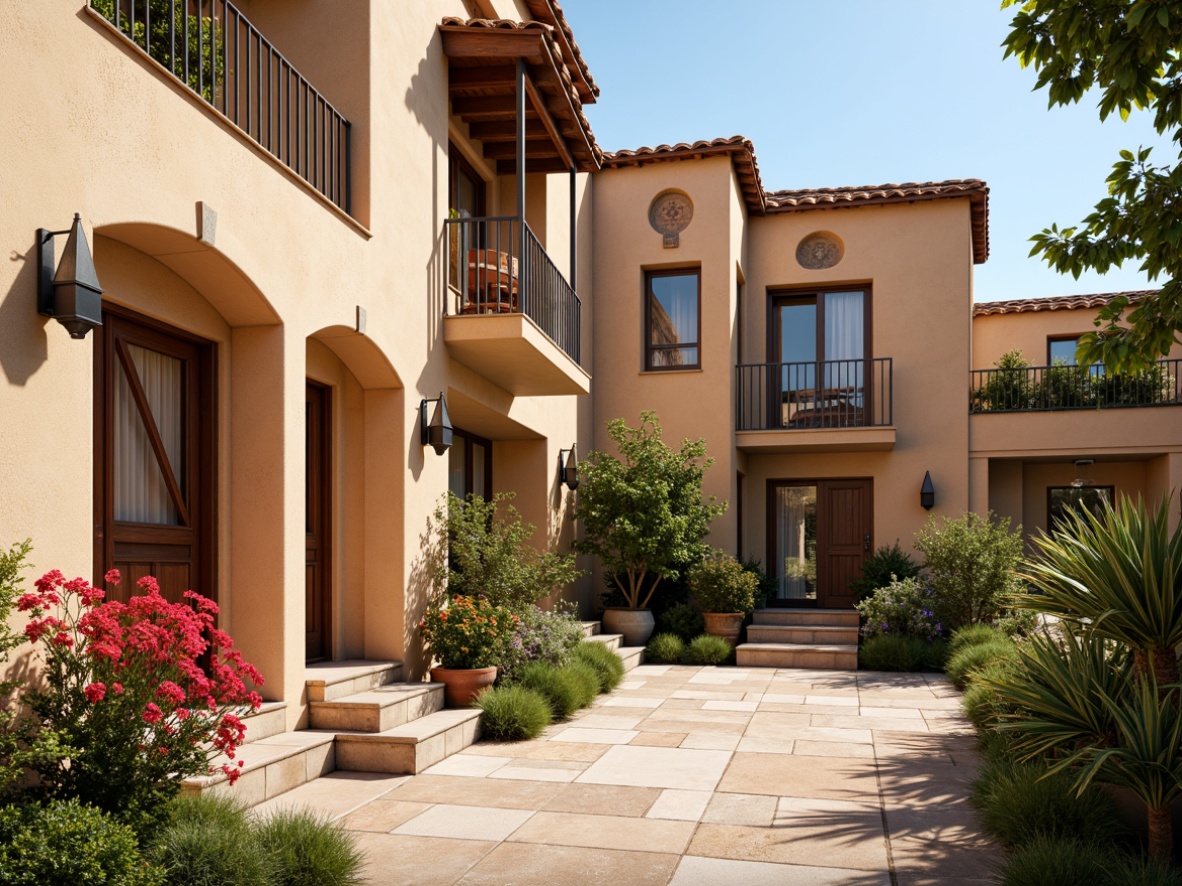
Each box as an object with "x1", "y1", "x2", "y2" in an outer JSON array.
[{"x1": 968, "y1": 455, "x2": 990, "y2": 518}]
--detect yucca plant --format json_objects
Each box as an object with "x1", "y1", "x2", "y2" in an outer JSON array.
[{"x1": 1018, "y1": 496, "x2": 1182, "y2": 688}]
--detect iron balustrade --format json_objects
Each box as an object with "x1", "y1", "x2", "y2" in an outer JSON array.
[
  {"x1": 89, "y1": 0, "x2": 351, "y2": 213},
  {"x1": 445, "y1": 215, "x2": 582, "y2": 366},
  {"x1": 969, "y1": 359, "x2": 1182, "y2": 413},
  {"x1": 736, "y1": 359, "x2": 893, "y2": 431}
]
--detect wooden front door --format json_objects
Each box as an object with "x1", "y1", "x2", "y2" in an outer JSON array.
[
  {"x1": 305, "y1": 381, "x2": 331, "y2": 662},
  {"x1": 94, "y1": 309, "x2": 215, "y2": 606},
  {"x1": 768, "y1": 479, "x2": 872, "y2": 609}
]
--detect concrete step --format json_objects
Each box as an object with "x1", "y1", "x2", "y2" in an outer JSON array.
[
  {"x1": 309, "y1": 683, "x2": 444, "y2": 733},
  {"x1": 181, "y1": 729, "x2": 336, "y2": 806},
  {"x1": 242, "y1": 701, "x2": 287, "y2": 743},
  {"x1": 746, "y1": 624, "x2": 860, "y2": 645},
  {"x1": 333, "y1": 708, "x2": 483, "y2": 774},
  {"x1": 736, "y1": 642, "x2": 858, "y2": 670},
  {"x1": 752, "y1": 609, "x2": 859, "y2": 628},
  {"x1": 586, "y1": 632, "x2": 623, "y2": 652},
  {"x1": 617, "y1": 646, "x2": 645, "y2": 672},
  {"x1": 305, "y1": 660, "x2": 402, "y2": 702},
  {"x1": 581, "y1": 620, "x2": 601, "y2": 638}
]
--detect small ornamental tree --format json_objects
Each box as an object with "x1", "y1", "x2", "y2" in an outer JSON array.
[
  {"x1": 18, "y1": 569, "x2": 263, "y2": 831},
  {"x1": 573, "y1": 412, "x2": 726, "y2": 610}
]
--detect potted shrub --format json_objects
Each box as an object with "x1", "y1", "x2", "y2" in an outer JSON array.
[
  {"x1": 689, "y1": 550, "x2": 758, "y2": 647},
  {"x1": 419, "y1": 595, "x2": 518, "y2": 707},
  {"x1": 573, "y1": 412, "x2": 726, "y2": 646}
]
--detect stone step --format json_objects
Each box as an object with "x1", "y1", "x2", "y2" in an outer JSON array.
[
  {"x1": 735, "y1": 642, "x2": 859, "y2": 671},
  {"x1": 746, "y1": 624, "x2": 860, "y2": 645},
  {"x1": 581, "y1": 620, "x2": 601, "y2": 638},
  {"x1": 242, "y1": 701, "x2": 288, "y2": 743},
  {"x1": 309, "y1": 683, "x2": 444, "y2": 733},
  {"x1": 180, "y1": 729, "x2": 336, "y2": 806},
  {"x1": 586, "y1": 632, "x2": 623, "y2": 652},
  {"x1": 617, "y1": 646, "x2": 645, "y2": 672},
  {"x1": 752, "y1": 609, "x2": 859, "y2": 628},
  {"x1": 305, "y1": 660, "x2": 401, "y2": 702},
  {"x1": 333, "y1": 708, "x2": 483, "y2": 774}
]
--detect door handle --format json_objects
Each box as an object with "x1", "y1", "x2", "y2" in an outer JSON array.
[{"x1": 864, "y1": 534, "x2": 871, "y2": 552}]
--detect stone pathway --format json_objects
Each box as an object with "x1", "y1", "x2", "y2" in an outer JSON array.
[{"x1": 252, "y1": 665, "x2": 1000, "y2": 885}]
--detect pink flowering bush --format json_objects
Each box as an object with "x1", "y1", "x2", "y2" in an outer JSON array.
[{"x1": 18, "y1": 569, "x2": 263, "y2": 830}]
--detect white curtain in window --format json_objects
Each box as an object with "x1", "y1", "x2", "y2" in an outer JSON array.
[
  {"x1": 114, "y1": 345, "x2": 182, "y2": 525},
  {"x1": 775, "y1": 485, "x2": 817, "y2": 600},
  {"x1": 651, "y1": 275, "x2": 698, "y2": 365},
  {"x1": 824, "y1": 291, "x2": 864, "y2": 393}
]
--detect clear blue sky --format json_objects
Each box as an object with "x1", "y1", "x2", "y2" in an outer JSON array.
[{"x1": 564, "y1": 0, "x2": 1173, "y2": 303}]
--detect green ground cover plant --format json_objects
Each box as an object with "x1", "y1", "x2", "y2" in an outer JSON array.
[
  {"x1": 859, "y1": 635, "x2": 946, "y2": 672},
  {"x1": 682, "y1": 634, "x2": 732, "y2": 666},
  {"x1": 644, "y1": 632, "x2": 686, "y2": 664},
  {"x1": 572, "y1": 641, "x2": 626, "y2": 692}
]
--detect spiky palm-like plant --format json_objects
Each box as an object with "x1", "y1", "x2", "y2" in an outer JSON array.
[{"x1": 1018, "y1": 496, "x2": 1182, "y2": 686}]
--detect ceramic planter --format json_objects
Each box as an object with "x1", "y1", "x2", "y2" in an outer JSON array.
[
  {"x1": 702, "y1": 612, "x2": 745, "y2": 647},
  {"x1": 430, "y1": 666, "x2": 498, "y2": 707},
  {"x1": 602, "y1": 607, "x2": 655, "y2": 646}
]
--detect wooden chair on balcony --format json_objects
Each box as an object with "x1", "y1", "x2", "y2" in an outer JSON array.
[{"x1": 463, "y1": 249, "x2": 518, "y2": 314}]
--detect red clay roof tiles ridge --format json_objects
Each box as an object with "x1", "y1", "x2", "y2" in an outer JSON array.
[
  {"x1": 973, "y1": 290, "x2": 1157, "y2": 316},
  {"x1": 523, "y1": 0, "x2": 599, "y2": 101}
]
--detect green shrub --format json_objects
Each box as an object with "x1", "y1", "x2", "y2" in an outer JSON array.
[
  {"x1": 683, "y1": 634, "x2": 732, "y2": 666},
  {"x1": 167, "y1": 792, "x2": 250, "y2": 832},
  {"x1": 498, "y1": 603, "x2": 586, "y2": 680},
  {"x1": 688, "y1": 549, "x2": 758, "y2": 613},
  {"x1": 855, "y1": 577, "x2": 943, "y2": 641},
  {"x1": 513, "y1": 662, "x2": 583, "y2": 719},
  {"x1": 0, "y1": 798, "x2": 161, "y2": 886},
  {"x1": 255, "y1": 809, "x2": 364, "y2": 886},
  {"x1": 474, "y1": 685, "x2": 552, "y2": 741},
  {"x1": 850, "y1": 542, "x2": 921, "y2": 602},
  {"x1": 645, "y1": 632, "x2": 686, "y2": 664},
  {"x1": 971, "y1": 758, "x2": 1129, "y2": 849},
  {"x1": 573, "y1": 641, "x2": 625, "y2": 692},
  {"x1": 949, "y1": 623, "x2": 1004, "y2": 655},
  {"x1": 971, "y1": 349, "x2": 1036, "y2": 412},
  {"x1": 562, "y1": 661, "x2": 602, "y2": 708},
  {"x1": 920, "y1": 639, "x2": 950, "y2": 670},
  {"x1": 962, "y1": 661, "x2": 1014, "y2": 728},
  {"x1": 945, "y1": 637, "x2": 1016, "y2": 689},
  {"x1": 914, "y1": 510, "x2": 1024, "y2": 631},
  {"x1": 996, "y1": 837, "x2": 1115, "y2": 886},
  {"x1": 860, "y1": 635, "x2": 926, "y2": 671},
  {"x1": 657, "y1": 602, "x2": 704, "y2": 643},
  {"x1": 740, "y1": 558, "x2": 776, "y2": 609},
  {"x1": 1108, "y1": 857, "x2": 1182, "y2": 886}
]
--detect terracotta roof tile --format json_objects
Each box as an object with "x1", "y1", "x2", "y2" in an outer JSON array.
[
  {"x1": 602, "y1": 136, "x2": 766, "y2": 214},
  {"x1": 522, "y1": 0, "x2": 599, "y2": 101},
  {"x1": 973, "y1": 290, "x2": 1156, "y2": 316},
  {"x1": 767, "y1": 180, "x2": 990, "y2": 264}
]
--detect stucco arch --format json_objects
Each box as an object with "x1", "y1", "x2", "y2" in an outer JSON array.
[{"x1": 309, "y1": 324, "x2": 402, "y2": 391}]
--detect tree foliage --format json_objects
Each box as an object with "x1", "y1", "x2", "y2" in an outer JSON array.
[
  {"x1": 1002, "y1": 0, "x2": 1182, "y2": 370},
  {"x1": 573, "y1": 412, "x2": 726, "y2": 610}
]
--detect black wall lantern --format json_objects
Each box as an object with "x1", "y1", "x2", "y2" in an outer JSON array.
[
  {"x1": 38, "y1": 214, "x2": 104, "y2": 339},
  {"x1": 419, "y1": 393, "x2": 453, "y2": 456},
  {"x1": 920, "y1": 471, "x2": 935, "y2": 510},
  {"x1": 558, "y1": 445, "x2": 579, "y2": 491}
]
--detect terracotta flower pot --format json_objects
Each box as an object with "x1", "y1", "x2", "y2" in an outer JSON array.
[
  {"x1": 430, "y1": 666, "x2": 498, "y2": 707},
  {"x1": 602, "y1": 608, "x2": 655, "y2": 647},
  {"x1": 702, "y1": 612, "x2": 745, "y2": 648}
]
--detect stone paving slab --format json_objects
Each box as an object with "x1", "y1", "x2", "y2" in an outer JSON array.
[{"x1": 255, "y1": 665, "x2": 998, "y2": 884}]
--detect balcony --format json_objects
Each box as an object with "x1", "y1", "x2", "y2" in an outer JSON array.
[
  {"x1": 735, "y1": 358, "x2": 895, "y2": 452},
  {"x1": 969, "y1": 360, "x2": 1182, "y2": 413},
  {"x1": 88, "y1": 0, "x2": 350, "y2": 213},
  {"x1": 443, "y1": 216, "x2": 588, "y2": 397}
]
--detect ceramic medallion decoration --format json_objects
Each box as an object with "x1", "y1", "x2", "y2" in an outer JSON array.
[
  {"x1": 649, "y1": 191, "x2": 693, "y2": 248},
  {"x1": 796, "y1": 232, "x2": 843, "y2": 270}
]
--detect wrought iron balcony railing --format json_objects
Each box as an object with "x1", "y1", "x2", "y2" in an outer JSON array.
[
  {"x1": 969, "y1": 360, "x2": 1182, "y2": 413},
  {"x1": 736, "y1": 358, "x2": 893, "y2": 431},
  {"x1": 445, "y1": 215, "x2": 581, "y2": 365},
  {"x1": 89, "y1": 0, "x2": 351, "y2": 213}
]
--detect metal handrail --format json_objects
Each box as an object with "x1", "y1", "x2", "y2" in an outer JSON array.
[
  {"x1": 969, "y1": 359, "x2": 1182, "y2": 413},
  {"x1": 736, "y1": 358, "x2": 893, "y2": 431},
  {"x1": 90, "y1": 0, "x2": 351, "y2": 213}
]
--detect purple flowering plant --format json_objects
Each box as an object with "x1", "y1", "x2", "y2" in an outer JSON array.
[{"x1": 854, "y1": 577, "x2": 944, "y2": 642}]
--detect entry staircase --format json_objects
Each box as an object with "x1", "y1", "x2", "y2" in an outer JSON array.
[
  {"x1": 182, "y1": 622, "x2": 643, "y2": 804},
  {"x1": 735, "y1": 608, "x2": 859, "y2": 670}
]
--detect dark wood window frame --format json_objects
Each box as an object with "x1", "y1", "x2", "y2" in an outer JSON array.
[
  {"x1": 305, "y1": 380, "x2": 332, "y2": 662},
  {"x1": 644, "y1": 267, "x2": 702, "y2": 371},
  {"x1": 452, "y1": 427, "x2": 493, "y2": 502},
  {"x1": 766, "y1": 284, "x2": 873, "y2": 365},
  {"x1": 1047, "y1": 485, "x2": 1115, "y2": 528},
  {"x1": 448, "y1": 143, "x2": 487, "y2": 218},
  {"x1": 1047, "y1": 334, "x2": 1084, "y2": 365}
]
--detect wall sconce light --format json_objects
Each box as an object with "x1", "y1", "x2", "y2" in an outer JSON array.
[
  {"x1": 558, "y1": 445, "x2": 579, "y2": 491},
  {"x1": 920, "y1": 471, "x2": 935, "y2": 510},
  {"x1": 37, "y1": 213, "x2": 104, "y2": 339},
  {"x1": 419, "y1": 392, "x2": 453, "y2": 456}
]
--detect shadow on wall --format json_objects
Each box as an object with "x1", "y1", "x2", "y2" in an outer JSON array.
[
  {"x1": 404, "y1": 502, "x2": 447, "y2": 675},
  {"x1": 2, "y1": 247, "x2": 50, "y2": 385}
]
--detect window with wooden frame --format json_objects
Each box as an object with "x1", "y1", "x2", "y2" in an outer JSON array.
[
  {"x1": 1048, "y1": 485, "x2": 1114, "y2": 529},
  {"x1": 644, "y1": 268, "x2": 700, "y2": 370},
  {"x1": 448, "y1": 427, "x2": 493, "y2": 502}
]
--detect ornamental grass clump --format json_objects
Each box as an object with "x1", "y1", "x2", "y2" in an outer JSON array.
[
  {"x1": 572, "y1": 641, "x2": 625, "y2": 692},
  {"x1": 683, "y1": 634, "x2": 732, "y2": 666},
  {"x1": 512, "y1": 662, "x2": 583, "y2": 719},
  {"x1": 418, "y1": 594, "x2": 519, "y2": 670},
  {"x1": 474, "y1": 685, "x2": 552, "y2": 741},
  {"x1": 255, "y1": 809, "x2": 364, "y2": 886},
  {"x1": 645, "y1": 632, "x2": 686, "y2": 664},
  {"x1": 562, "y1": 660, "x2": 602, "y2": 708},
  {"x1": 945, "y1": 636, "x2": 1016, "y2": 689},
  {"x1": 17, "y1": 569, "x2": 263, "y2": 832},
  {"x1": 949, "y1": 623, "x2": 1006, "y2": 656},
  {"x1": 996, "y1": 836, "x2": 1115, "y2": 886},
  {"x1": 859, "y1": 635, "x2": 928, "y2": 672}
]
